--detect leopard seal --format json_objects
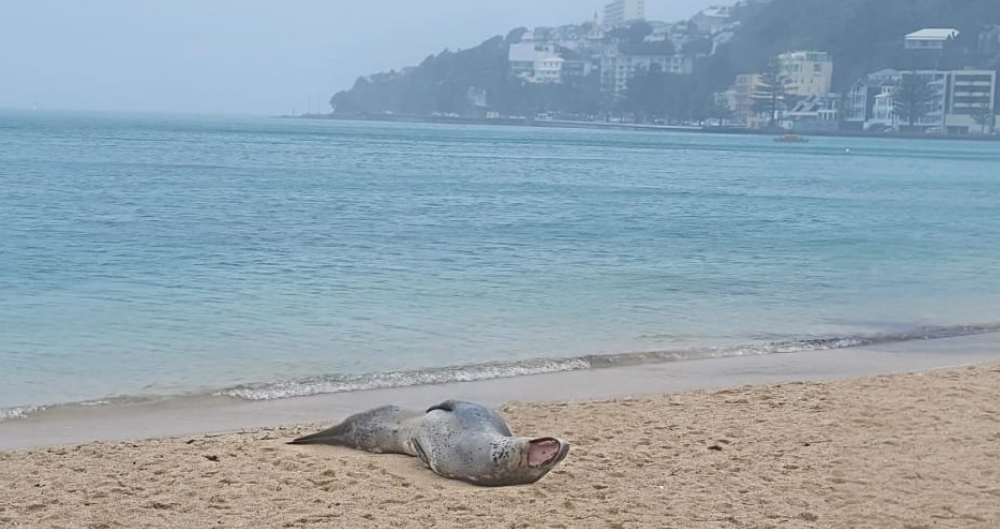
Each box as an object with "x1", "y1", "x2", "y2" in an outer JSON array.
[{"x1": 289, "y1": 399, "x2": 569, "y2": 486}]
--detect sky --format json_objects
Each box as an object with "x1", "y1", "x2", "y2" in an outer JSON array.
[{"x1": 0, "y1": 0, "x2": 715, "y2": 115}]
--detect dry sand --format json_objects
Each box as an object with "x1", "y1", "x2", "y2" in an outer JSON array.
[{"x1": 2, "y1": 364, "x2": 999, "y2": 529}]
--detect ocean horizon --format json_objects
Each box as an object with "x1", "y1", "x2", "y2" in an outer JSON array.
[{"x1": 2, "y1": 111, "x2": 1000, "y2": 422}]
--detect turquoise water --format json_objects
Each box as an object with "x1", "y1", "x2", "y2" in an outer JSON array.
[{"x1": 2, "y1": 111, "x2": 1000, "y2": 417}]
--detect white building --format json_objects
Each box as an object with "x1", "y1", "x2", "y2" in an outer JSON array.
[
  {"x1": 691, "y1": 6, "x2": 731, "y2": 35},
  {"x1": 847, "y1": 68, "x2": 996, "y2": 134},
  {"x1": 905, "y1": 28, "x2": 959, "y2": 50},
  {"x1": 867, "y1": 84, "x2": 900, "y2": 130},
  {"x1": 604, "y1": 0, "x2": 645, "y2": 26},
  {"x1": 844, "y1": 68, "x2": 900, "y2": 127},
  {"x1": 731, "y1": 73, "x2": 765, "y2": 127},
  {"x1": 778, "y1": 51, "x2": 834, "y2": 97},
  {"x1": 534, "y1": 56, "x2": 565, "y2": 84},
  {"x1": 601, "y1": 52, "x2": 694, "y2": 95},
  {"x1": 781, "y1": 94, "x2": 842, "y2": 132},
  {"x1": 508, "y1": 42, "x2": 565, "y2": 84},
  {"x1": 944, "y1": 69, "x2": 997, "y2": 133},
  {"x1": 509, "y1": 42, "x2": 538, "y2": 78}
]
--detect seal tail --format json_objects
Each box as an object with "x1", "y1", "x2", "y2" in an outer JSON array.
[{"x1": 287, "y1": 422, "x2": 353, "y2": 446}]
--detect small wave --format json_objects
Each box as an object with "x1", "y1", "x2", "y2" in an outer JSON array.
[
  {"x1": 0, "y1": 405, "x2": 45, "y2": 423},
  {"x1": 218, "y1": 322, "x2": 1000, "y2": 401},
  {"x1": 218, "y1": 358, "x2": 591, "y2": 401},
  {"x1": 0, "y1": 397, "x2": 153, "y2": 424},
  {"x1": 79, "y1": 399, "x2": 111, "y2": 407},
  {"x1": 4, "y1": 322, "x2": 999, "y2": 417}
]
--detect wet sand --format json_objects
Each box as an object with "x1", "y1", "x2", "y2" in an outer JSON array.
[{"x1": 2, "y1": 339, "x2": 1000, "y2": 528}]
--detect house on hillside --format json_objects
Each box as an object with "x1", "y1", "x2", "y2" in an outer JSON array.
[
  {"x1": 691, "y1": 6, "x2": 731, "y2": 36},
  {"x1": 508, "y1": 42, "x2": 566, "y2": 84},
  {"x1": 904, "y1": 28, "x2": 959, "y2": 50},
  {"x1": 535, "y1": 56, "x2": 565, "y2": 84},
  {"x1": 508, "y1": 42, "x2": 539, "y2": 79},
  {"x1": 604, "y1": 0, "x2": 645, "y2": 26},
  {"x1": 600, "y1": 51, "x2": 693, "y2": 95},
  {"x1": 558, "y1": 48, "x2": 597, "y2": 80}
]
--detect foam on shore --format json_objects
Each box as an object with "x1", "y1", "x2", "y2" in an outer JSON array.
[{"x1": 3, "y1": 322, "x2": 999, "y2": 425}]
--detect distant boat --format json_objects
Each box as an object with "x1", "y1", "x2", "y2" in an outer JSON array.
[{"x1": 774, "y1": 134, "x2": 809, "y2": 143}]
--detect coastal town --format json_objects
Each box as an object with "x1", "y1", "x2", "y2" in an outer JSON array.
[
  {"x1": 330, "y1": 0, "x2": 1000, "y2": 137},
  {"x1": 506, "y1": 0, "x2": 998, "y2": 134}
]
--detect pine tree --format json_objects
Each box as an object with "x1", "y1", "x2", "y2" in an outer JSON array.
[
  {"x1": 752, "y1": 57, "x2": 789, "y2": 128},
  {"x1": 892, "y1": 73, "x2": 940, "y2": 127},
  {"x1": 970, "y1": 103, "x2": 995, "y2": 134}
]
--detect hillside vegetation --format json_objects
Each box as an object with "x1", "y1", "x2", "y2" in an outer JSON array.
[
  {"x1": 715, "y1": 0, "x2": 1000, "y2": 89},
  {"x1": 330, "y1": 0, "x2": 1000, "y2": 118}
]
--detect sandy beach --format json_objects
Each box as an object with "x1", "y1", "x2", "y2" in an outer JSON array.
[{"x1": 2, "y1": 362, "x2": 999, "y2": 529}]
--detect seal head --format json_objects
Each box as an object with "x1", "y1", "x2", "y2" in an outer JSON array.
[{"x1": 412, "y1": 400, "x2": 570, "y2": 486}]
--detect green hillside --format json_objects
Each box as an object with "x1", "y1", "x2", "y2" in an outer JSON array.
[
  {"x1": 329, "y1": 0, "x2": 1000, "y2": 118},
  {"x1": 714, "y1": 0, "x2": 1000, "y2": 90}
]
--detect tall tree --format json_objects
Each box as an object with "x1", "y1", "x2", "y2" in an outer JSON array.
[
  {"x1": 621, "y1": 65, "x2": 695, "y2": 124},
  {"x1": 892, "y1": 73, "x2": 940, "y2": 127},
  {"x1": 621, "y1": 64, "x2": 668, "y2": 122},
  {"x1": 752, "y1": 57, "x2": 789, "y2": 128},
  {"x1": 707, "y1": 93, "x2": 734, "y2": 126},
  {"x1": 970, "y1": 103, "x2": 996, "y2": 134},
  {"x1": 689, "y1": 88, "x2": 731, "y2": 125}
]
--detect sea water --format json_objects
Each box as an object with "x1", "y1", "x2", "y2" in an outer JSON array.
[{"x1": 2, "y1": 111, "x2": 999, "y2": 419}]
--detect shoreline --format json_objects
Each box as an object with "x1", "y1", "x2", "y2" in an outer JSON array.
[
  {"x1": 283, "y1": 113, "x2": 1000, "y2": 142},
  {"x1": 2, "y1": 340, "x2": 999, "y2": 528},
  {"x1": 2, "y1": 331, "x2": 998, "y2": 452},
  {"x1": 4, "y1": 322, "x2": 998, "y2": 431}
]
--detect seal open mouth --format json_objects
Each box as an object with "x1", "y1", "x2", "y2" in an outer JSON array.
[{"x1": 528, "y1": 438, "x2": 566, "y2": 467}]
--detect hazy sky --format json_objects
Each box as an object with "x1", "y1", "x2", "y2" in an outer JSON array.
[{"x1": 0, "y1": 0, "x2": 715, "y2": 115}]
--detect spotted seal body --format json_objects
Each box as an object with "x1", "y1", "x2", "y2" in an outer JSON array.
[{"x1": 290, "y1": 400, "x2": 569, "y2": 487}]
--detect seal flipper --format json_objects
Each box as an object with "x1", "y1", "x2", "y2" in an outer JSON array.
[
  {"x1": 289, "y1": 405, "x2": 423, "y2": 455},
  {"x1": 426, "y1": 400, "x2": 461, "y2": 413},
  {"x1": 427, "y1": 399, "x2": 488, "y2": 414},
  {"x1": 288, "y1": 421, "x2": 354, "y2": 446}
]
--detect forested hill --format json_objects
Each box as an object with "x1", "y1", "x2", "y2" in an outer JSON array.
[
  {"x1": 329, "y1": 0, "x2": 1000, "y2": 118},
  {"x1": 331, "y1": 30, "x2": 542, "y2": 118},
  {"x1": 714, "y1": 0, "x2": 1000, "y2": 90}
]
